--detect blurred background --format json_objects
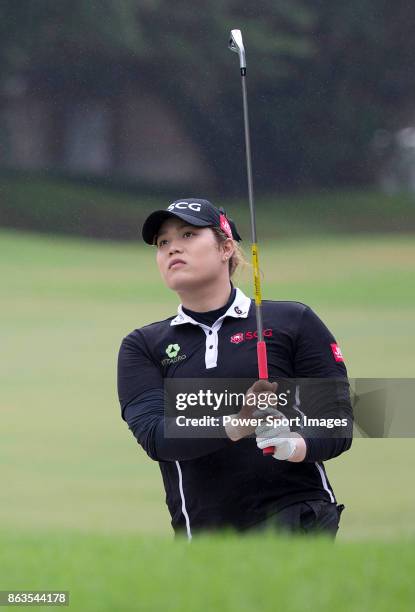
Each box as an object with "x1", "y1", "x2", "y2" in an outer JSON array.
[
  {"x1": 1, "y1": 2, "x2": 415, "y2": 608},
  {"x1": 2, "y1": 0, "x2": 415, "y2": 237}
]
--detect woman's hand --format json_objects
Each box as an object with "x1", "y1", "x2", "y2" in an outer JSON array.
[
  {"x1": 224, "y1": 380, "x2": 278, "y2": 442},
  {"x1": 255, "y1": 410, "x2": 307, "y2": 461}
]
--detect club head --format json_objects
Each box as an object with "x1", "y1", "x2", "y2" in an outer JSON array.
[{"x1": 229, "y1": 29, "x2": 246, "y2": 69}]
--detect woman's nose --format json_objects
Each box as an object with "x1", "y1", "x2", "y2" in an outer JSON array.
[{"x1": 168, "y1": 240, "x2": 183, "y2": 255}]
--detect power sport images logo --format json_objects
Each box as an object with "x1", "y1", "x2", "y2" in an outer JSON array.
[
  {"x1": 162, "y1": 344, "x2": 187, "y2": 366},
  {"x1": 230, "y1": 329, "x2": 273, "y2": 344}
]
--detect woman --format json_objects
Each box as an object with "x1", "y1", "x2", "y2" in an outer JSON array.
[{"x1": 117, "y1": 198, "x2": 353, "y2": 538}]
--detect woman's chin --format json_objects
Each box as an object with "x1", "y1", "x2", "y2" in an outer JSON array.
[{"x1": 166, "y1": 273, "x2": 206, "y2": 292}]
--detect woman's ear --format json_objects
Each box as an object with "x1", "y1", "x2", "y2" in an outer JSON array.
[{"x1": 221, "y1": 239, "x2": 235, "y2": 261}]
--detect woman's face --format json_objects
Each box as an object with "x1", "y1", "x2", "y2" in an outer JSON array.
[{"x1": 155, "y1": 217, "x2": 233, "y2": 292}]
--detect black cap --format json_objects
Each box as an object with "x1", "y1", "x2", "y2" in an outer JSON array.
[{"x1": 141, "y1": 198, "x2": 242, "y2": 245}]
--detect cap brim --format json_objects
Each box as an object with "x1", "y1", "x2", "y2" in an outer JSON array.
[{"x1": 141, "y1": 210, "x2": 212, "y2": 244}]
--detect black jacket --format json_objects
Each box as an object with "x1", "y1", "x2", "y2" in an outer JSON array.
[{"x1": 117, "y1": 288, "x2": 353, "y2": 536}]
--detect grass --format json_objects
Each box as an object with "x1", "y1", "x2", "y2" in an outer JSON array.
[
  {"x1": 1, "y1": 227, "x2": 415, "y2": 610},
  {"x1": 1, "y1": 531, "x2": 414, "y2": 612},
  {"x1": 2, "y1": 173, "x2": 415, "y2": 239}
]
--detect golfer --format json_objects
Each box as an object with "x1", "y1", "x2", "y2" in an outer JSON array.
[{"x1": 117, "y1": 198, "x2": 353, "y2": 538}]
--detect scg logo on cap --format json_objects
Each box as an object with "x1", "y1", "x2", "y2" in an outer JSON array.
[{"x1": 167, "y1": 201, "x2": 201, "y2": 212}]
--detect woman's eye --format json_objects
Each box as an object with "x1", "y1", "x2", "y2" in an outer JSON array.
[
  {"x1": 183, "y1": 231, "x2": 195, "y2": 238},
  {"x1": 157, "y1": 239, "x2": 168, "y2": 248}
]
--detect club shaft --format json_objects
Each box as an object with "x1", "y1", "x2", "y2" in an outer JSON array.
[
  {"x1": 241, "y1": 72, "x2": 257, "y2": 245},
  {"x1": 240, "y1": 70, "x2": 264, "y2": 345},
  {"x1": 231, "y1": 30, "x2": 271, "y2": 450}
]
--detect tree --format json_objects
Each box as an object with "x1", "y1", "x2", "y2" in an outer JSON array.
[{"x1": 2, "y1": 0, "x2": 415, "y2": 191}]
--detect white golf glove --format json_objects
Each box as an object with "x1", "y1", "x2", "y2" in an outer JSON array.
[{"x1": 255, "y1": 407, "x2": 297, "y2": 461}]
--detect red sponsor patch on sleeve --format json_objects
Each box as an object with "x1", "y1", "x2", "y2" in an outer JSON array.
[{"x1": 330, "y1": 343, "x2": 344, "y2": 362}]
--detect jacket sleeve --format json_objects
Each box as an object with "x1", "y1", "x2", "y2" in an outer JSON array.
[
  {"x1": 293, "y1": 306, "x2": 353, "y2": 462},
  {"x1": 117, "y1": 332, "x2": 231, "y2": 461}
]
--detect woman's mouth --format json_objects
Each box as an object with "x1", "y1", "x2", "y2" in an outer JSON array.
[{"x1": 169, "y1": 259, "x2": 186, "y2": 270}]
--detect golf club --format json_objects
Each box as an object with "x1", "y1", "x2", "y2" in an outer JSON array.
[{"x1": 228, "y1": 29, "x2": 274, "y2": 455}]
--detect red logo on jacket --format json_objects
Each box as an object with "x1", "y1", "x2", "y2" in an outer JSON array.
[
  {"x1": 230, "y1": 329, "x2": 273, "y2": 343},
  {"x1": 230, "y1": 333, "x2": 244, "y2": 344},
  {"x1": 330, "y1": 343, "x2": 344, "y2": 362}
]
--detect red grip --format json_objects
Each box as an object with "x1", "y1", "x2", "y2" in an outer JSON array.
[
  {"x1": 257, "y1": 341, "x2": 274, "y2": 456},
  {"x1": 257, "y1": 341, "x2": 268, "y2": 379}
]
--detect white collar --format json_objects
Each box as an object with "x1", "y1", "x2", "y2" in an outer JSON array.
[{"x1": 170, "y1": 287, "x2": 251, "y2": 327}]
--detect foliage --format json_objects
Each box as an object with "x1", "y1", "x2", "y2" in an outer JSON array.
[{"x1": 1, "y1": 1, "x2": 415, "y2": 190}]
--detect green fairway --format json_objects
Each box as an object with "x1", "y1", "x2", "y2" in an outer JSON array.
[
  {"x1": 1, "y1": 228, "x2": 415, "y2": 539},
  {"x1": 1, "y1": 228, "x2": 415, "y2": 610},
  {"x1": 1, "y1": 531, "x2": 414, "y2": 612}
]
